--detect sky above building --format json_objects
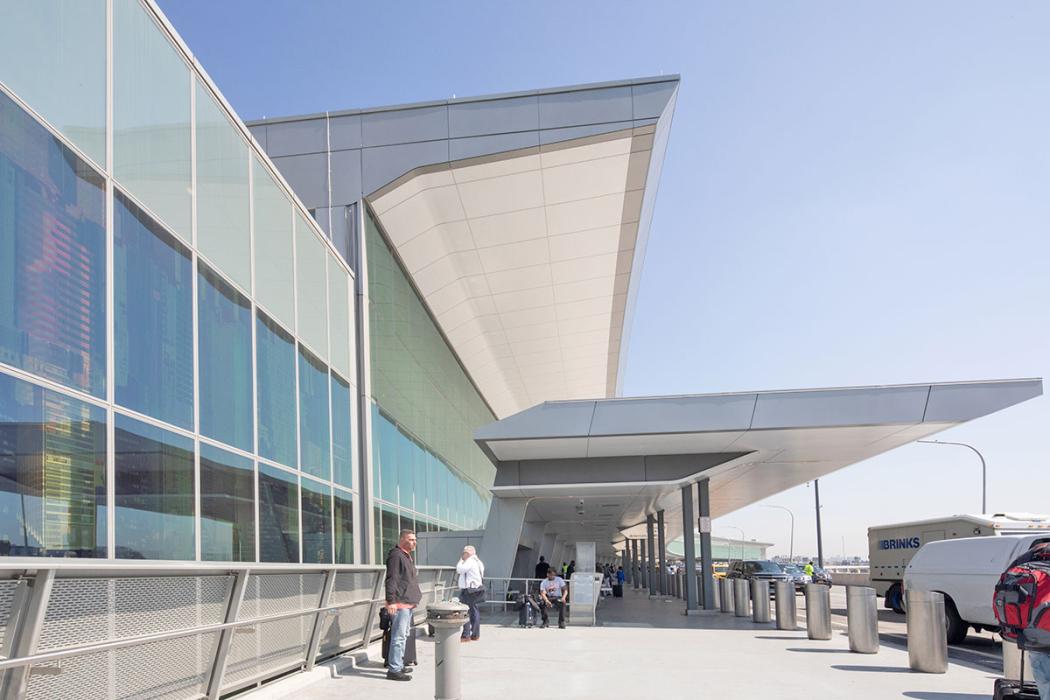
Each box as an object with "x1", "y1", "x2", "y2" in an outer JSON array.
[{"x1": 158, "y1": 0, "x2": 1050, "y2": 558}]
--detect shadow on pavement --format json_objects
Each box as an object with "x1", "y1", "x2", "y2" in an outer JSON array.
[
  {"x1": 902, "y1": 693, "x2": 990, "y2": 699},
  {"x1": 831, "y1": 664, "x2": 912, "y2": 673}
]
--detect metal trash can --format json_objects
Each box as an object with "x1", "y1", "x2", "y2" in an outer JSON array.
[
  {"x1": 752, "y1": 579, "x2": 771, "y2": 623},
  {"x1": 846, "y1": 586, "x2": 879, "y2": 654},
  {"x1": 427, "y1": 601, "x2": 469, "y2": 699},
  {"x1": 733, "y1": 578, "x2": 750, "y2": 617},
  {"x1": 1002, "y1": 639, "x2": 1035, "y2": 681},
  {"x1": 906, "y1": 589, "x2": 947, "y2": 674},
  {"x1": 774, "y1": 580, "x2": 797, "y2": 631},
  {"x1": 720, "y1": 577, "x2": 733, "y2": 613},
  {"x1": 805, "y1": 583, "x2": 832, "y2": 640}
]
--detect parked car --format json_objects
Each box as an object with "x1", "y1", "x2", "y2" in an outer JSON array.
[
  {"x1": 726, "y1": 560, "x2": 792, "y2": 596},
  {"x1": 780, "y1": 564, "x2": 811, "y2": 590},
  {"x1": 811, "y1": 567, "x2": 833, "y2": 587},
  {"x1": 904, "y1": 533, "x2": 1050, "y2": 644}
]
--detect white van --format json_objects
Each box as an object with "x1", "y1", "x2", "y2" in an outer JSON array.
[{"x1": 904, "y1": 533, "x2": 1050, "y2": 643}]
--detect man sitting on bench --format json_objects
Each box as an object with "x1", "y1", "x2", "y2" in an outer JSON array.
[{"x1": 539, "y1": 568, "x2": 568, "y2": 629}]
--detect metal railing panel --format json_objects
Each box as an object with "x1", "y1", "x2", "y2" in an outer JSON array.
[
  {"x1": 222, "y1": 613, "x2": 314, "y2": 689},
  {"x1": 328, "y1": 571, "x2": 378, "y2": 606},
  {"x1": 316, "y1": 603, "x2": 371, "y2": 659}
]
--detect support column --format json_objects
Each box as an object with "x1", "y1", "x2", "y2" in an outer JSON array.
[
  {"x1": 698, "y1": 480, "x2": 715, "y2": 610},
  {"x1": 646, "y1": 514, "x2": 657, "y2": 597},
  {"x1": 539, "y1": 533, "x2": 557, "y2": 566},
  {"x1": 478, "y1": 496, "x2": 530, "y2": 580},
  {"x1": 632, "y1": 539, "x2": 640, "y2": 589},
  {"x1": 681, "y1": 485, "x2": 698, "y2": 612},
  {"x1": 639, "y1": 538, "x2": 647, "y2": 590},
  {"x1": 657, "y1": 510, "x2": 668, "y2": 597},
  {"x1": 622, "y1": 541, "x2": 632, "y2": 584}
]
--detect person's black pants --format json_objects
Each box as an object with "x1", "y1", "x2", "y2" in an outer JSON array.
[{"x1": 541, "y1": 600, "x2": 565, "y2": 626}]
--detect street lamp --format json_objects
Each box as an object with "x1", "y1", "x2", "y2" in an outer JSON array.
[
  {"x1": 917, "y1": 439, "x2": 987, "y2": 514},
  {"x1": 760, "y1": 504, "x2": 795, "y2": 562},
  {"x1": 723, "y1": 525, "x2": 746, "y2": 562}
]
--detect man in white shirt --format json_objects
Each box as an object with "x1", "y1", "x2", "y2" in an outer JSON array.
[
  {"x1": 456, "y1": 545, "x2": 485, "y2": 641},
  {"x1": 539, "y1": 568, "x2": 568, "y2": 629}
]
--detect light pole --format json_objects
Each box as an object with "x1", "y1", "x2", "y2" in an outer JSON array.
[
  {"x1": 760, "y1": 504, "x2": 795, "y2": 561},
  {"x1": 723, "y1": 525, "x2": 745, "y2": 562},
  {"x1": 917, "y1": 439, "x2": 987, "y2": 514}
]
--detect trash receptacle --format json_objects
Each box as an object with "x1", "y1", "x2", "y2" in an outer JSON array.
[
  {"x1": 846, "y1": 586, "x2": 879, "y2": 653},
  {"x1": 906, "y1": 589, "x2": 947, "y2": 674},
  {"x1": 427, "y1": 601, "x2": 469, "y2": 699},
  {"x1": 805, "y1": 583, "x2": 832, "y2": 640}
]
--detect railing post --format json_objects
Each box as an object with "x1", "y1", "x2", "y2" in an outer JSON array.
[
  {"x1": 305, "y1": 569, "x2": 338, "y2": 671},
  {"x1": 360, "y1": 570, "x2": 386, "y2": 649},
  {"x1": 206, "y1": 569, "x2": 250, "y2": 699},
  {"x1": 0, "y1": 569, "x2": 55, "y2": 700}
]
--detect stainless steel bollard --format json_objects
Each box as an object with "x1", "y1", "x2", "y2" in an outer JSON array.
[
  {"x1": 1002, "y1": 639, "x2": 1035, "y2": 681},
  {"x1": 427, "y1": 601, "x2": 469, "y2": 699},
  {"x1": 906, "y1": 590, "x2": 948, "y2": 673},
  {"x1": 805, "y1": 583, "x2": 832, "y2": 640},
  {"x1": 720, "y1": 577, "x2": 733, "y2": 613},
  {"x1": 733, "y1": 578, "x2": 750, "y2": 617},
  {"x1": 752, "y1": 579, "x2": 771, "y2": 623},
  {"x1": 711, "y1": 575, "x2": 720, "y2": 609},
  {"x1": 846, "y1": 586, "x2": 879, "y2": 653},
  {"x1": 774, "y1": 580, "x2": 797, "y2": 630}
]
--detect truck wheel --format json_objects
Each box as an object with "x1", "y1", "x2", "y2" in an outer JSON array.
[
  {"x1": 885, "y1": 583, "x2": 905, "y2": 614},
  {"x1": 943, "y1": 597, "x2": 968, "y2": 645}
]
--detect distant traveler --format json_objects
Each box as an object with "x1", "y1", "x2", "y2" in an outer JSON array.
[
  {"x1": 993, "y1": 542, "x2": 1050, "y2": 699},
  {"x1": 456, "y1": 545, "x2": 485, "y2": 642},
  {"x1": 539, "y1": 568, "x2": 568, "y2": 628},
  {"x1": 561, "y1": 561, "x2": 569, "y2": 577},
  {"x1": 384, "y1": 529, "x2": 421, "y2": 682},
  {"x1": 617, "y1": 566, "x2": 625, "y2": 585},
  {"x1": 567, "y1": 560, "x2": 576, "y2": 578},
  {"x1": 803, "y1": 561, "x2": 815, "y2": 579},
  {"x1": 535, "y1": 556, "x2": 550, "y2": 579}
]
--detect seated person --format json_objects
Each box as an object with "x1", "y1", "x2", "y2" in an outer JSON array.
[{"x1": 539, "y1": 568, "x2": 568, "y2": 629}]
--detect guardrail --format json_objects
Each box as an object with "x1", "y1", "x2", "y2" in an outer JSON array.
[{"x1": 0, "y1": 560, "x2": 456, "y2": 700}]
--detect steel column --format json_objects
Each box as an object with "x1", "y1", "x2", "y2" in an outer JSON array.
[
  {"x1": 698, "y1": 480, "x2": 715, "y2": 610},
  {"x1": 639, "y1": 538, "x2": 647, "y2": 590},
  {"x1": 681, "y1": 484, "x2": 698, "y2": 611},
  {"x1": 207, "y1": 569, "x2": 251, "y2": 699},
  {"x1": 632, "y1": 539, "x2": 640, "y2": 589},
  {"x1": 646, "y1": 515, "x2": 657, "y2": 596},
  {"x1": 1, "y1": 569, "x2": 55, "y2": 699}
]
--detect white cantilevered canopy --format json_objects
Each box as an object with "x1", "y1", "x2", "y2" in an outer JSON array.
[{"x1": 473, "y1": 379, "x2": 1042, "y2": 550}]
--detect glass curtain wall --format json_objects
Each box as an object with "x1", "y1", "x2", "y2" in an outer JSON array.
[{"x1": 0, "y1": 0, "x2": 358, "y2": 563}]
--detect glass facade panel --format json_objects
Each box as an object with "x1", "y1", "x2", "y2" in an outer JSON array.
[
  {"x1": 258, "y1": 463, "x2": 298, "y2": 563},
  {"x1": 0, "y1": 1, "x2": 107, "y2": 166},
  {"x1": 114, "y1": 190, "x2": 194, "y2": 429},
  {"x1": 0, "y1": 92, "x2": 107, "y2": 398},
  {"x1": 113, "y1": 0, "x2": 191, "y2": 241},
  {"x1": 114, "y1": 414, "x2": 195, "y2": 560},
  {"x1": 298, "y1": 346, "x2": 330, "y2": 480},
  {"x1": 331, "y1": 372, "x2": 353, "y2": 489},
  {"x1": 295, "y1": 215, "x2": 328, "y2": 358},
  {"x1": 200, "y1": 443, "x2": 254, "y2": 562},
  {"x1": 301, "y1": 478, "x2": 331, "y2": 564},
  {"x1": 252, "y1": 156, "x2": 295, "y2": 329},
  {"x1": 195, "y1": 84, "x2": 250, "y2": 291},
  {"x1": 256, "y1": 311, "x2": 297, "y2": 468},
  {"x1": 379, "y1": 504, "x2": 399, "y2": 561},
  {"x1": 327, "y1": 255, "x2": 351, "y2": 378},
  {"x1": 198, "y1": 262, "x2": 253, "y2": 452},
  {"x1": 0, "y1": 372, "x2": 106, "y2": 557},
  {"x1": 334, "y1": 490, "x2": 353, "y2": 564}
]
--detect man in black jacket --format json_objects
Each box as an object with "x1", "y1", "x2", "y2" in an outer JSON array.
[{"x1": 384, "y1": 529, "x2": 421, "y2": 682}]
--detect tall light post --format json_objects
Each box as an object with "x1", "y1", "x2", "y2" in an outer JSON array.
[
  {"x1": 723, "y1": 525, "x2": 746, "y2": 562},
  {"x1": 760, "y1": 504, "x2": 795, "y2": 561},
  {"x1": 917, "y1": 439, "x2": 987, "y2": 514}
]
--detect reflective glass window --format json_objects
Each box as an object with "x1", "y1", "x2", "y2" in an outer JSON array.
[
  {"x1": 259, "y1": 463, "x2": 298, "y2": 563},
  {"x1": 114, "y1": 414, "x2": 194, "y2": 560},
  {"x1": 372, "y1": 505, "x2": 382, "y2": 565},
  {"x1": 0, "y1": 372, "x2": 106, "y2": 557},
  {"x1": 376, "y1": 408, "x2": 397, "y2": 502},
  {"x1": 0, "y1": 92, "x2": 106, "y2": 398},
  {"x1": 327, "y1": 255, "x2": 351, "y2": 378},
  {"x1": 334, "y1": 490, "x2": 353, "y2": 564},
  {"x1": 295, "y1": 215, "x2": 328, "y2": 359},
  {"x1": 252, "y1": 157, "x2": 294, "y2": 330},
  {"x1": 256, "y1": 311, "x2": 297, "y2": 468},
  {"x1": 331, "y1": 372, "x2": 353, "y2": 489},
  {"x1": 200, "y1": 443, "x2": 254, "y2": 562},
  {"x1": 198, "y1": 263, "x2": 253, "y2": 452},
  {"x1": 114, "y1": 191, "x2": 193, "y2": 429},
  {"x1": 298, "y1": 346, "x2": 330, "y2": 480},
  {"x1": 301, "y1": 479, "x2": 331, "y2": 564},
  {"x1": 380, "y1": 504, "x2": 399, "y2": 561},
  {"x1": 195, "y1": 85, "x2": 250, "y2": 291},
  {"x1": 113, "y1": 0, "x2": 191, "y2": 241},
  {"x1": 397, "y1": 431, "x2": 414, "y2": 511},
  {"x1": 0, "y1": 1, "x2": 106, "y2": 166}
]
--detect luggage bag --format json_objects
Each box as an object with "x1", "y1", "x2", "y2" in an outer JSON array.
[
  {"x1": 379, "y1": 609, "x2": 417, "y2": 667},
  {"x1": 993, "y1": 677, "x2": 1040, "y2": 699},
  {"x1": 612, "y1": 584, "x2": 623, "y2": 598}
]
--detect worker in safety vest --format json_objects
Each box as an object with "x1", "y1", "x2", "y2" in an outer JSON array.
[{"x1": 803, "y1": 561, "x2": 815, "y2": 580}]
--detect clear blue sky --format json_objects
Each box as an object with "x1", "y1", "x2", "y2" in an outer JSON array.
[{"x1": 159, "y1": 0, "x2": 1050, "y2": 558}]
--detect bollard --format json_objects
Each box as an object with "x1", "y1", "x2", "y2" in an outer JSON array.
[
  {"x1": 720, "y1": 577, "x2": 733, "y2": 613},
  {"x1": 752, "y1": 579, "x2": 771, "y2": 623},
  {"x1": 805, "y1": 583, "x2": 832, "y2": 640},
  {"x1": 427, "y1": 601, "x2": 469, "y2": 699},
  {"x1": 1002, "y1": 639, "x2": 1035, "y2": 681},
  {"x1": 774, "y1": 580, "x2": 797, "y2": 630},
  {"x1": 711, "y1": 575, "x2": 720, "y2": 609},
  {"x1": 906, "y1": 589, "x2": 948, "y2": 673},
  {"x1": 733, "y1": 578, "x2": 750, "y2": 617},
  {"x1": 846, "y1": 586, "x2": 879, "y2": 654}
]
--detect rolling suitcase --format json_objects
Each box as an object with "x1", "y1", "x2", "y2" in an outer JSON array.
[
  {"x1": 993, "y1": 678, "x2": 1039, "y2": 699},
  {"x1": 612, "y1": 584, "x2": 623, "y2": 598},
  {"x1": 379, "y1": 609, "x2": 418, "y2": 667},
  {"x1": 518, "y1": 594, "x2": 540, "y2": 627}
]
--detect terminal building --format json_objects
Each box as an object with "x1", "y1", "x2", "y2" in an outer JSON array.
[{"x1": 0, "y1": 1, "x2": 1042, "y2": 697}]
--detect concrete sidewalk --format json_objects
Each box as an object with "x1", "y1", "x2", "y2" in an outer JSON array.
[{"x1": 249, "y1": 592, "x2": 998, "y2": 700}]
